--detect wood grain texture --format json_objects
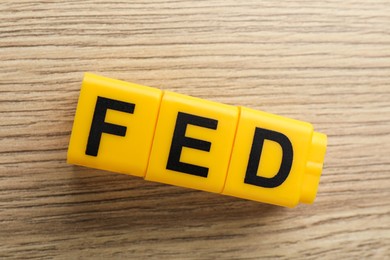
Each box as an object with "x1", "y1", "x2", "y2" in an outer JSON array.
[{"x1": 1, "y1": 0, "x2": 389, "y2": 259}]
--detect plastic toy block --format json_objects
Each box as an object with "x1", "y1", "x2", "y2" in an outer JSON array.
[
  {"x1": 222, "y1": 107, "x2": 327, "y2": 207},
  {"x1": 67, "y1": 73, "x2": 162, "y2": 177},
  {"x1": 67, "y1": 73, "x2": 327, "y2": 207},
  {"x1": 145, "y1": 91, "x2": 239, "y2": 193}
]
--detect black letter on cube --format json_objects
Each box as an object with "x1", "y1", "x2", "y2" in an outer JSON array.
[
  {"x1": 244, "y1": 128, "x2": 293, "y2": 188},
  {"x1": 86, "y1": 96, "x2": 135, "y2": 156},
  {"x1": 166, "y1": 112, "x2": 218, "y2": 178}
]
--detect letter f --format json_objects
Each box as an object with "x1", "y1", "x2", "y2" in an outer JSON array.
[{"x1": 86, "y1": 96, "x2": 135, "y2": 156}]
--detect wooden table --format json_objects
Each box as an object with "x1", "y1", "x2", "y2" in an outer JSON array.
[{"x1": 1, "y1": 1, "x2": 389, "y2": 259}]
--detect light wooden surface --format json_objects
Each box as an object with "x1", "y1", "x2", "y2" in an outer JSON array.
[{"x1": 1, "y1": 1, "x2": 389, "y2": 259}]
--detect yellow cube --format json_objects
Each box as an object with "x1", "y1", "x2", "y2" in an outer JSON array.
[
  {"x1": 222, "y1": 107, "x2": 327, "y2": 207},
  {"x1": 67, "y1": 73, "x2": 162, "y2": 177},
  {"x1": 145, "y1": 91, "x2": 239, "y2": 193}
]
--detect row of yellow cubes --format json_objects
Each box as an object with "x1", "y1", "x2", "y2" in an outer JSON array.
[{"x1": 67, "y1": 73, "x2": 327, "y2": 207}]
